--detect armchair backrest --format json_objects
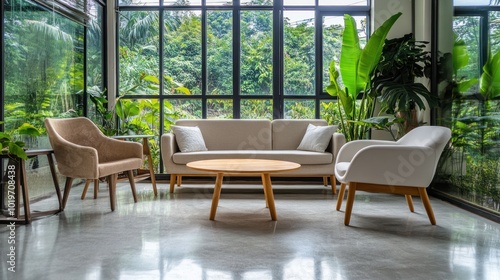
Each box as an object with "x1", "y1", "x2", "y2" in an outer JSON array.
[
  {"x1": 397, "y1": 126, "x2": 452, "y2": 171},
  {"x1": 397, "y1": 126, "x2": 451, "y2": 149},
  {"x1": 45, "y1": 117, "x2": 104, "y2": 149}
]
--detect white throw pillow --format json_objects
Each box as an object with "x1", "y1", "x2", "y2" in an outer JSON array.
[
  {"x1": 297, "y1": 124, "x2": 337, "y2": 152},
  {"x1": 171, "y1": 125, "x2": 208, "y2": 153}
]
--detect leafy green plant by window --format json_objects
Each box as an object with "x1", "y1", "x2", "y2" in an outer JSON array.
[
  {"x1": 0, "y1": 122, "x2": 41, "y2": 159},
  {"x1": 369, "y1": 33, "x2": 439, "y2": 137},
  {"x1": 326, "y1": 12, "x2": 401, "y2": 142}
]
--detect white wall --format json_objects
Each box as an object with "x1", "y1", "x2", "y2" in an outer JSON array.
[
  {"x1": 372, "y1": 0, "x2": 412, "y2": 38},
  {"x1": 371, "y1": 0, "x2": 414, "y2": 140}
]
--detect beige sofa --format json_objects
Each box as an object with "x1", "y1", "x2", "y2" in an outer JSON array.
[{"x1": 161, "y1": 119, "x2": 346, "y2": 193}]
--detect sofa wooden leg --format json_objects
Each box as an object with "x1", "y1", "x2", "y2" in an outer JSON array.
[
  {"x1": 169, "y1": 174, "x2": 176, "y2": 193},
  {"x1": 405, "y1": 195, "x2": 414, "y2": 212},
  {"x1": 330, "y1": 175, "x2": 337, "y2": 194},
  {"x1": 323, "y1": 176, "x2": 328, "y2": 186},
  {"x1": 177, "y1": 175, "x2": 182, "y2": 186}
]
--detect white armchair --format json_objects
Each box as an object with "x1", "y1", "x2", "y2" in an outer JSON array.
[{"x1": 335, "y1": 126, "x2": 451, "y2": 225}]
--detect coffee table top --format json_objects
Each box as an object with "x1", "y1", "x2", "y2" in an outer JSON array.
[{"x1": 187, "y1": 159, "x2": 300, "y2": 174}]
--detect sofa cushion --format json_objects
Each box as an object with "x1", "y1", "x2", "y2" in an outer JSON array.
[
  {"x1": 272, "y1": 119, "x2": 329, "y2": 150},
  {"x1": 173, "y1": 150, "x2": 333, "y2": 165},
  {"x1": 297, "y1": 124, "x2": 338, "y2": 152},
  {"x1": 171, "y1": 125, "x2": 208, "y2": 153}
]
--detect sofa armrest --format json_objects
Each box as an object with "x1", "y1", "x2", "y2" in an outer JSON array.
[
  {"x1": 333, "y1": 132, "x2": 346, "y2": 160},
  {"x1": 161, "y1": 133, "x2": 179, "y2": 172}
]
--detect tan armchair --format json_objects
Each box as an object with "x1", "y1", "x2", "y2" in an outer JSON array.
[{"x1": 45, "y1": 117, "x2": 143, "y2": 211}]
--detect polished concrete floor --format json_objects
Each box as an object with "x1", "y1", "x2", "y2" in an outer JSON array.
[{"x1": 1, "y1": 180, "x2": 499, "y2": 280}]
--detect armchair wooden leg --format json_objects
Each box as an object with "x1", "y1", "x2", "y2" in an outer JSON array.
[
  {"x1": 177, "y1": 175, "x2": 182, "y2": 186},
  {"x1": 344, "y1": 182, "x2": 357, "y2": 226},
  {"x1": 81, "y1": 179, "x2": 91, "y2": 200},
  {"x1": 62, "y1": 177, "x2": 74, "y2": 210},
  {"x1": 108, "y1": 174, "x2": 117, "y2": 211},
  {"x1": 418, "y1": 187, "x2": 436, "y2": 225},
  {"x1": 336, "y1": 183, "x2": 347, "y2": 211},
  {"x1": 405, "y1": 195, "x2": 414, "y2": 212},
  {"x1": 330, "y1": 175, "x2": 337, "y2": 194},
  {"x1": 93, "y1": 179, "x2": 99, "y2": 199},
  {"x1": 323, "y1": 176, "x2": 328, "y2": 186},
  {"x1": 127, "y1": 170, "x2": 138, "y2": 203},
  {"x1": 169, "y1": 174, "x2": 176, "y2": 193}
]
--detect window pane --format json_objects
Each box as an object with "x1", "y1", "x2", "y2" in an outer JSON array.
[
  {"x1": 164, "y1": 10, "x2": 202, "y2": 95},
  {"x1": 283, "y1": 0, "x2": 314, "y2": 5},
  {"x1": 207, "y1": 99, "x2": 233, "y2": 118},
  {"x1": 490, "y1": 11, "x2": 500, "y2": 55},
  {"x1": 166, "y1": 99, "x2": 203, "y2": 120},
  {"x1": 119, "y1": 0, "x2": 159, "y2": 6},
  {"x1": 240, "y1": 99, "x2": 272, "y2": 119},
  {"x1": 453, "y1": 16, "x2": 480, "y2": 94},
  {"x1": 3, "y1": 0, "x2": 85, "y2": 201},
  {"x1": 320, "y1": 100, "x2": 340, "y2": 126},
  {"x1": 207, "y1": 11, "x2": 233, "y2": 95},
  {"x1": 454, "y1": 0, "x2": 492, "y2": 5},
  {"x1": 119, "y1": 11, "x2": 160, "y2": 96},
  {"x1": 284, "y1": 11, "x2": 315, "y2": 96},
  {"x1": 207, "y1": 0, "x2": 233, "y2": 5},
  {"x1": 241, "y1": 0, "x2": 273, "y2": 6},
  {"x1": 284, "y1": 100, "x2": 315, "y2": 119},
  {"x1": 4, "y1": 0, "x2": 84, "y2": 134},
  {"x1": 319, "y1": 0, "x2": 368, "y2": 5},
  {"x1": 241, "y1": 10, "x2": 273, "y2": 95},
  {"x1": 164, "y1": 0, "x2": 201, "y2": 5},
  {"x1": 322, "y1": 15, "x2": 366, "y2": 92}
]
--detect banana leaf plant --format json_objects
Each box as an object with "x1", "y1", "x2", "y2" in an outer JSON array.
[
  {"x1": 479, "y1": 49, "x2": 500, "y2": 100},
  {"x1": 326, "y1": 12, "x2": 402, "y2": 142}
]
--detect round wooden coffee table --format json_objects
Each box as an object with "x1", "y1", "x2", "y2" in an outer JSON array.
[{"x1": 187, "y1": 159, "x2": 301, "y2": 221}]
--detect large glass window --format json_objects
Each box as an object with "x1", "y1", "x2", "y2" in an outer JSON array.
[
  {"x1": 119, "y1": 10, "x2": 160, "y2": 96},
  {"x1": 434, "y1": 2, "x2": 500, "y2": 215},
  {"x1": 283, "y1": 11, "x2": 315, "y2": 96},
  {"x1": 2, "y1": 0, "x2": 104, "y2": 200},
  {"x1": 117, "y1": 1, "x2": 369, "y2": 171},
  {"x1": 164, "y1": 10, "x2": 202, "y2": 95}
]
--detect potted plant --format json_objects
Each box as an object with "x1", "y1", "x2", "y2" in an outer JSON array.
[
  {"x1": 370, "y1": 33, "x2": 439, "y2": 137},
  {"x1": 0, "y1": 122, "x2": 41, "y2": 160},
  {"x1": 326, "y1": 12, "x2": 402, "y2": 142}
]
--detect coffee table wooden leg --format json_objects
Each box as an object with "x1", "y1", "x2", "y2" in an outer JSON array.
[
  {"x1": 209, "y1": 173, "x2": 224, "y2": 220},
  {"x1": 261, "y1": 173, "x2": 277, "y2": 221},
  {"x1": 262, "y1": 178, "x2": 269, "y2": 208}
]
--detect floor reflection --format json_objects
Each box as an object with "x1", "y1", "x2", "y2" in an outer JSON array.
[{"x1": 0, "y1": 182, "x2": 498, "y2": 280}]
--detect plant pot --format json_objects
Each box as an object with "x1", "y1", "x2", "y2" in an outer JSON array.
[{"x1": 396, "y1": 109, "x2": 419, "y2": 134}]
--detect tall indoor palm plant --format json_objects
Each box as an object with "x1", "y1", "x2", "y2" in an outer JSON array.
[{"x1": 326, "y1": 12, "x2": 402, "y2": 142}]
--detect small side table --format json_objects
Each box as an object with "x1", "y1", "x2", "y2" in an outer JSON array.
[
  {"x1": 112, "y1": 135, "x2": 157, "y2": 196},
  {"x1": 0, "y1": 149, "x2": 62, "y2": 224}
]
